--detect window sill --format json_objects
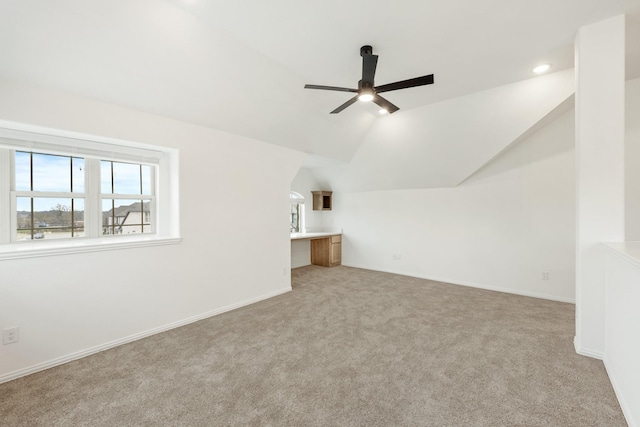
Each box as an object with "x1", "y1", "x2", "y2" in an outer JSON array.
[{"x1": 0, "y1": 235, "x2": 182, "y2": 261}]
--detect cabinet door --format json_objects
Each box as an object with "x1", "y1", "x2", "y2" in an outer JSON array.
[
  {"x1": 311, "y1": 238, "x2": 330, "y2": 267},
  {"x1": 330, "y1": 242, "x2": 341, "y2": 266}
]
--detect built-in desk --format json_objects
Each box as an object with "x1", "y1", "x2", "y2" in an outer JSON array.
[{"x1": 290, "y1": 232, "x2": 342, "y2": 267}]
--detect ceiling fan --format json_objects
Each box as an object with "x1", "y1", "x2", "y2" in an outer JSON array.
[{"x1": 305, "y1": 45, "x2": 434, "y2": 114}]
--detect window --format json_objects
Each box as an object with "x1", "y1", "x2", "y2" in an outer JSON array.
[
  {"x1": 14, "y1": 151, "x2": 86, "y2": 240},
  {"x1": 101, "y1": 160, "x2": 154, "y2": 236},
  {"x1": 290, "y1": 191, "x2": 305, "y2": 233},
  {"x1": 0, "y1": 121, "x2": 180, "y2": 259}
]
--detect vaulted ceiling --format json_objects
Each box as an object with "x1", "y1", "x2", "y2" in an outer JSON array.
[{"x1": 0, "y1": 0, "x2": 638, "y2": 187}]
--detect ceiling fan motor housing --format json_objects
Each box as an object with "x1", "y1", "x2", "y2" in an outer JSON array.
[
  {"x1": 360, "y1": 45, "x2": 373, "y2": 57},
  {"x1": 358, "y1": 80, "x2": 374, "y2": 91}
]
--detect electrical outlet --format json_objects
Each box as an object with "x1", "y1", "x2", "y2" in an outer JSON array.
[
  {"x1": 540, "y1": 271, "x2": 549, "y2": 281},
  {"x1": 3, "y1": 327, "x2": 19, "y2": 345}
]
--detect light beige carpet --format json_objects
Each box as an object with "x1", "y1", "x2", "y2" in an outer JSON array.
[{"x1": 0, "y1": 266, "x2": 626, "y2": 426}]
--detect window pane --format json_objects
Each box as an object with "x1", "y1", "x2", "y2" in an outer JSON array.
[
  {"x1": 72, "y1": 157, "x2": 85, "y2": 193},
  {"x1": 113, "y1": 162, "x2": 141, "y2": 195},
  {"x1": 290, "y1": 203, "x2": 300, "y2": 232},
  {"x1": 16, "y1": 197, "x2": 32, "y2": 240},
  {"x1": 16, "y1": 195, "x2": 31, "y2": 213},
  {"x1": 72, "y1": 198, "x2": 85, "y2": 238},
  {"x1": 120, "y1": 225, "x2": 142, "y2": 235},
  {"x1": 33, "y1": 198, "x2": 72, "y2": 240},
  {"x1": 15, "y1": 197, "x2": 84, "y2": 240},
  {"x1": 100, "y1": 160, "x2": 113, "y2": 193},
  {"x1": 102, "y1": 199, "x2": 114, "y2": 235},
  {"x1": 141, "y1": 165, "x2": 152, "y2": 195},
  {"x1": 100, "y1": 160, "x2": 154, "y2": 196},
  {"x1": 102, "y1": 199, "x2": 152, "y2": 235},
  {"x1": 15, "y1": 151, "x2": 31, "y2": 191},
  {"x1": 32, "y1": 153, "x2": 71, "y2": 192}
]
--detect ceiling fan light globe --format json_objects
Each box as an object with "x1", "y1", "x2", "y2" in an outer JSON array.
[{"x1": 358, "y1": 93, "x2": 374, "y2": 102}]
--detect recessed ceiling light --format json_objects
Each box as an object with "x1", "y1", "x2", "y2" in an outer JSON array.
[
  {"x1": 378, "y1": 109, "x2": 388, "y2": 115},
  {"x1": 533, "y1": 64, "x2": 551, "y2": 74}
]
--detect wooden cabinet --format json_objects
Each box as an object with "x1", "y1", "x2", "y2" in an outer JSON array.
[
  {"x1": 311, "y1": 191, "x2": 333, "y2": 211},
  {"x1": 310, "y1": 234, "x2": 341, "y2": 267},
  {"x1": 329, "y1": 234, "x2": 341, "y2": 266}
]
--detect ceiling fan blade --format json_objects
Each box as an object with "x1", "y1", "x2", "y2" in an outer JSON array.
[
  {"x1": 372, "y1": 94, "x2": 400, "y2": 114},
  {"x1": 375, "y1": 74, "x2": 434, "y2": 94},
  {"x1": 305, "y1": 84, "x2": 358, "y2": 93},
  {"x1": 330, "y1": 96, "x2": 359, "y2": 114},
  {"x1": 362, "y1": 54, "x2": 378, "y2": 85}
]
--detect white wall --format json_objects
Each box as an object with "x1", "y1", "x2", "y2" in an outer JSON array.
[
  {"x1": 332, "y1": 107, "x2": 576, "y2": 302},
  {"x1": 626, "y1": 78, "x2": 640, "y2": 240},
  {"x1": 574, "y1": 15, "x2": 626, "y2": 357},
  {"x1": 0, "y1": 81, "x2": 304, "y2": 381}
]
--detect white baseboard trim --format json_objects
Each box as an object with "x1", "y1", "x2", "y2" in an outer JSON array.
[
  {"x1": 573, "y1": 336, "x2": 604, "y2": 360},
  {"x1": 342, "y1": 263, "x2": 576, "y2": 304},
  {"x1": 0, "y1": 286, "x2": 291, "y2": 385},
  {"x1": 604, "y1": 357, "x2": 637, "y2": 427}
]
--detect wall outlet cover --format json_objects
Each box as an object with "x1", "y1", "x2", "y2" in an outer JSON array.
[{"x1": 3, "y1": 327, "x2": 19, "y2": 345}]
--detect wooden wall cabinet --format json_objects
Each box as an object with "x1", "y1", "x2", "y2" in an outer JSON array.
[
  {"x1": 312, "y1": 191, "x2": 333, "y2": 211},
  {"x1": 310, "y1": 234, "x2": 341, "y2": 267}
]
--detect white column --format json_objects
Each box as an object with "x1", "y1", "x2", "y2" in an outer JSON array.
[{"x1": 575, "y1": 15, "x2": 625, "y2": 357}]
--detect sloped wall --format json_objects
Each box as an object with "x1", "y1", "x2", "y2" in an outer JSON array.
[
  {"x1": 0, "y1": 81, "x2": 304, "y2": 381},
  {"x1": 333, "y1": 107, "x2": 576, "y2": 302},
  {"x1": 336, "y1": 69, "x2": 575, "y2": 192}
]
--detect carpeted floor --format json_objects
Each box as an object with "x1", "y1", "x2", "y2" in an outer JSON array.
[{"x1": 0, "y1": 266, "x2": 626, "y2": 426}]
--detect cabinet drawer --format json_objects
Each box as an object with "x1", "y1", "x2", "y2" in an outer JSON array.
[{"x1": 331, "y1": 235, "x2": 342, "y2": 243}]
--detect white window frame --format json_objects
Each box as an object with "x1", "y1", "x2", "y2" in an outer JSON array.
[{"x1": 0, "y1": 120, "x2": 181, "y2": 260}]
